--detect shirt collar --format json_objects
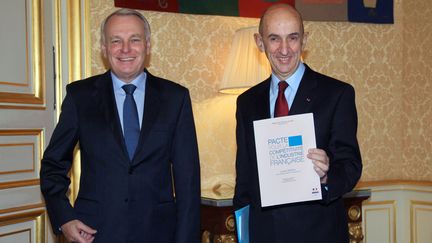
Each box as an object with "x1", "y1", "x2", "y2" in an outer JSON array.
[
  {"x1": 111, "y1": 71, "x2": 146, "y2": 93},
  {"x1": 270, "y1": 62, "x2": 305, "y2": 94}
]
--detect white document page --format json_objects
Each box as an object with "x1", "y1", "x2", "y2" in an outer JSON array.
[{"x1": 253, "y1": 113, "x2": 322, "y2": 207}]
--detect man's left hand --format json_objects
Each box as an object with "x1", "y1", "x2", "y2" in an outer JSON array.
[{"x1": 307, "y1": 148, "x2": 329, "y2": 184}]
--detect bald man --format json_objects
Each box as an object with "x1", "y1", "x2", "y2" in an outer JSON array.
[{"x1": 233, "y1": 4, "x2": 362, "y2": 243}]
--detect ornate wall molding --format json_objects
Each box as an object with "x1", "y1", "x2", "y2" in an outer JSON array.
[{"x1": 0, "y1": 0, "x2": 45, "y2": 109}]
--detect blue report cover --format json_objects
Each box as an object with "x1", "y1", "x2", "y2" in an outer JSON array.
[{"x1": 235, "y1": 205, "x2": 250, "y2": 243}]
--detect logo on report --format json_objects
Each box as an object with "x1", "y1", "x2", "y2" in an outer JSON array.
[{"x1": 267, "y1": 135, "x2": 304, "y2": 166}]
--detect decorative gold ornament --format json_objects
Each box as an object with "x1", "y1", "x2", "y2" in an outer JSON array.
[
  {"x1": 348, "y1": 222, "x2": 364, "y2": 243},
  {"x1": 225, "y1": 214, "x2": 235, "y2": 232},
  {"x1": 348, "y1": 205, "x2": 361, "y2": 221}
]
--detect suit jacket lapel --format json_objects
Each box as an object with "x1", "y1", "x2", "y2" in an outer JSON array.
[
  {"x1": 94, "y1": 71, "x2": 130, "y2": 162},
  {"x1": 253, "y1": 78, "x2": 272, "y2": 120},
  {"x1": 132, "y1": 70, "x2": 161, "y2": 164},
  {"x1": 290, "y1": 65, "x2": 317, "y2": 115}
]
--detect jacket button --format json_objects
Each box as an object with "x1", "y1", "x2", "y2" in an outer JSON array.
[
  {"x1": 128, "y1": 167, "x2": 133, "y2": 174},
  {"x1": 124, "y1": 198, "x2": 128, "y2": 202}
]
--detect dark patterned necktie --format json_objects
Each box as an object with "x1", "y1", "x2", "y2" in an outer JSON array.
[
  {"x1": 122, "y1": 84, "x2": 140, "y2": 160},
  {"x1": 275, "y1": 81, "x2": 289, "y2": 117}
]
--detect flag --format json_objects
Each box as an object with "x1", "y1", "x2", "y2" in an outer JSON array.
[
  {"x1": 114, "y1": 0, "x2": 394, "y2": 23},
  {"x1": 115, "y1": 0, "x2": 179, "y2": 13},
  {"x1": 114, "y1": 0, "x2": 294, "y2": 18}
]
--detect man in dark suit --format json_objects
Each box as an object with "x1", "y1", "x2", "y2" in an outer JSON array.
[
  {"x1": 40, "y1": 9, "x2": 200, "y2": 243},
  {"x1": 234, "y1": 4, "x2": 362, "y2": 243}
]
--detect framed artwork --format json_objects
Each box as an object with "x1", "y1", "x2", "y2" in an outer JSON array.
[{"x1": 114, "y1": 0, "x2": 393, "y2": 23}]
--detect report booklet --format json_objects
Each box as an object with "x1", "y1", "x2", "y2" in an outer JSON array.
[
  {"x1": 234, "y1": 205, "x2": 250, "y2": 243},
  {"x1": 253, "y1": 113, "x2": 322, "y2": 207}
]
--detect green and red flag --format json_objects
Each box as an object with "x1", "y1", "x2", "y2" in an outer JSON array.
[
  {"x1": 115, "y1": 0, "x2": 180, "y2": 13},
  {"x1": 114, "y1": 0, "x2": 294, "y2": 18}
]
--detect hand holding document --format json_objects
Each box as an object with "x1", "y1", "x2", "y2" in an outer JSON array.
[{"x1": 253, "y1": 113, "x2": 322, "y2": 207}]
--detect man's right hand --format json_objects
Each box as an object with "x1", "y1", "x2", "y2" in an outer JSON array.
[{"x1": 61, "y1": 219, "x2": 97, "y2": 243}]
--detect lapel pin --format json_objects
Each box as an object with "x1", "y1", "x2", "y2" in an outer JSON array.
[{"x1": 306, "y1": 98, "x2": 311, "y2": 102}]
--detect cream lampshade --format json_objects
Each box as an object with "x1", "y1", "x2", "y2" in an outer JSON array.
[{"x1": 219, "y1": 26, "x2": 271, "y2": 94}]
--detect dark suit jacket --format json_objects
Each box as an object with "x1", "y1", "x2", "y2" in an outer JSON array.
[
  {"x1": 40, "y1": 70, "x2": 201, "y2": 243},
  {"x1": 234, "y1": 65, "x2": 362, "y2": 243}
]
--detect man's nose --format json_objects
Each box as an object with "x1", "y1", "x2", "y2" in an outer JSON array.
[
  {"x1": 121, "y1": 41, "x2": 131, "y2": 52},
  {"x1": 279, "y1": 40, "x2": 291, "y2": 55}
]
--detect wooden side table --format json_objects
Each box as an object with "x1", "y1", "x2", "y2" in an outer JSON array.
[
  {"x1": 201, "y1": 198, "x2": 236, "y2": 243},
  {"x1": 201, "y1": 189, "x2": 371, "y2": 243}
]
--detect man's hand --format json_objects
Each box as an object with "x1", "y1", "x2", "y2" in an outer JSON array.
[
  {"x1": 307, "y1": 148, "x2": 329, "y2": 184},
  {"x1": 61, "y1": 219, "x2": 97, "y2": 243}
]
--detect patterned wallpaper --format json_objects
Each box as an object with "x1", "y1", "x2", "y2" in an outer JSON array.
[
  {"x1": 401, "y1": 0, "x2": 432, "y2": 180},
  {"x1": 89, "y1": 0, "x2": 432, "y2": 197}
]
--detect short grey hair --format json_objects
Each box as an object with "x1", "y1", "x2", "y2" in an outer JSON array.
[{"x1": 100, "y1": 8, "x2": 151, "y2": 44}]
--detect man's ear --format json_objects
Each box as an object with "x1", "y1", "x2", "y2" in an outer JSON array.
[
  {"x1": 254, "y1": 33, "x2": 264, "y2": 52},
  {"x1": 101, "y1": 43, "x2": 107, "y2": 58},
  {"x1": 145, "y1": 39, "x2": 151, "y2": 55},
  {"x1": 301, "y1": 31, "x2": 309, "y2": 51}
]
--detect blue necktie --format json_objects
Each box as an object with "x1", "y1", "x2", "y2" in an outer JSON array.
[{"x1": 122, "y1": 84, "x2": 140, "y2": 160}]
